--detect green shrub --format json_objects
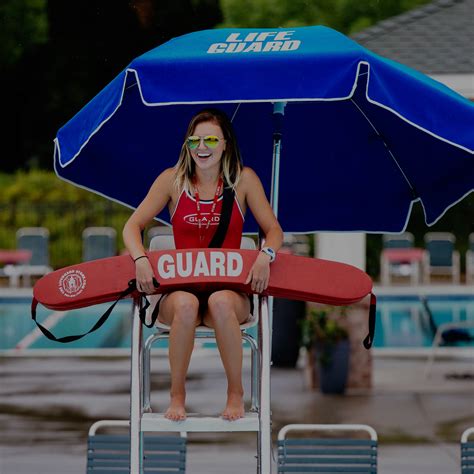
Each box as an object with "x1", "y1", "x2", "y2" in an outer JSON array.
[{"x1": 0, "y1": 170, "x2": 132, "y2": 268}]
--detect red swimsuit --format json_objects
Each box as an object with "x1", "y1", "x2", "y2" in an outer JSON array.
[{"x1": 171, "y1": 189, "x2": 244, "y2": 249}]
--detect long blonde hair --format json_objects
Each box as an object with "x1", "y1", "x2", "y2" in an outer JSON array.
[{"x1": 174, "y1": 109, "x2": 243, "y2": 193}]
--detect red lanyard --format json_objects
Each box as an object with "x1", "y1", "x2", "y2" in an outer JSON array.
[{"x1": 193, "y1": 177, "x2": 223, "y2": 245}]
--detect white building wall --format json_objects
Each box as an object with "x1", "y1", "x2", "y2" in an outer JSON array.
[{"x1": 315, "y1": 233, "x2": 366, "y2": 271}]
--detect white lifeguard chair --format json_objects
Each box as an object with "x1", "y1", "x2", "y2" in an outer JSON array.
[{"x1": 128, "y1": 235, "x2": 273, "y2": 473}]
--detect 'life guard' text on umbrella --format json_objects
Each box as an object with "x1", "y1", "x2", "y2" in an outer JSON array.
[{"x1": 207, "y1": 31, "x2": 301, "y2": 54}]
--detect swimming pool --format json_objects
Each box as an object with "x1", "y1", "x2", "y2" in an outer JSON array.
[
  {"x1": 0, "y1": 297, "x2": 159, "y2": 351},
  {"x1": 373, "y1": 294, "x2": 474, "y2": 348},
  {"x1": 1, "y1": 294, "x2": 473, "y2": 351}
]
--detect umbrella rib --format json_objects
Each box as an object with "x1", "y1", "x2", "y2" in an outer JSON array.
[
  {"x1": 230, "y1": 103, "x2": 241, "y2": 123},
  {"x1": 350, "y1": 98, "x2": 418, "y2": 200}
]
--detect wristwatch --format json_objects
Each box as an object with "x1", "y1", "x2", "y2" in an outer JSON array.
[{"x1": 260, "y1": 247, "x2": 276, "y2": 263}]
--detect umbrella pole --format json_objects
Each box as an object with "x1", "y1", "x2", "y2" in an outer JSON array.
[
  {"x1": 256, "y1": 102, "x2": 288, "y2": 472},
  {"x1": 270, "y1": 102, "x2": 286, "y2": 215}
]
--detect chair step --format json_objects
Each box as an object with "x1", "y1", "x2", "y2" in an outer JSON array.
[{"x1": 141, "y1": 412, "x2": 259, "y2": 432}]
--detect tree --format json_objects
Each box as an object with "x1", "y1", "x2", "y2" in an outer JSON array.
[
  {"x1": 0, "y1": 0, "x2": 222, "y2": 172},
  {"x1": 219, "y1": 0, "x2": 432, "y2": 34}
]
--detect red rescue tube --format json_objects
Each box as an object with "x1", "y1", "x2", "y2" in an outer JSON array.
[{"x1": 33, "y1": 249, "x2": 373, "y2": 311}]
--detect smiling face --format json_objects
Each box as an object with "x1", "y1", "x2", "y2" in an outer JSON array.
[{"x1": 188, "y1": 121, "x2": 226, "y2": 173}]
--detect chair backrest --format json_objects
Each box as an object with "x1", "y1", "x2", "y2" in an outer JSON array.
[
  {"x1": 424, "y1": 232, "x2": 455, "y2": 267},
  {"x1": 82, "y1": 227, "x2": 117, "y2": 261},
  {"x1": 278, "y1": 424, "x2": 378, "y2": 474},
  {"x1": 87, "y1": 420, "x2": 186, "y2": 472},
  {"x1": 147, "y1": 225, "x2": 173, "y2": 248},
  {"x1": 382, "y1": 232, "x2": 414, "y2": 249},
  {"x1": 461, "y1": 427, "x2": 474, "y2": 474},
  {"x1": 16, "y1": 227, "x2": 50, "y2": 266}
]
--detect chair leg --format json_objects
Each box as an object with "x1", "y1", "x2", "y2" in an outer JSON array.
[
  {"x1": 143, "y1": 332, "x2": 168, "y2": 413},
  {"x1": 130, "y1": 298, "x2": 144, "y2": 474},
  {"x1": 243, "y1": 333, "x2": 260, "y2": 412}
]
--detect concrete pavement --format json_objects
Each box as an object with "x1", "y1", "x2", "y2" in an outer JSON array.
[{"x1": 0, "y1": 350, "x2": 473, "y2": 473}]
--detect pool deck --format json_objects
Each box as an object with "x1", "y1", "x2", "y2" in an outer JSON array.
[
  {"x1": 0, "y1": 347, "x2": 473, "y2": 473},
  {"x1": 1, "y1": 284, "x2": 473, "y2": 473}
]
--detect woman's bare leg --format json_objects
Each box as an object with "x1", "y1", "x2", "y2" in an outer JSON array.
[
  {"x1": 203, "y1": 290, "x2": 250, "y2": 421},
  {"x1": 158, "y1": 291, "x2": 200, "y2": 421}
]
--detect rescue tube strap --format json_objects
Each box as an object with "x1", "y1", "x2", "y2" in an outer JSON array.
[
  {"x1": 31, "y1": 278, "x2": 160, "y2": 343},
  {"x1": 208, "y1": 185, "x2": 234, "y2": 248},
  {"x1": 363, "y1": 292, "x2": 377, "y2": 349}
]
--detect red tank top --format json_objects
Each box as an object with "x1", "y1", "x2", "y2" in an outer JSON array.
[{"x1": 171, "y1": 189, "x2": 245, "y2": 249}]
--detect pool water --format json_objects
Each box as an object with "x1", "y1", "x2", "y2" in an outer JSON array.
[
  {"x1": 373, "y1": 295, "x2": 474, "y2": 348},
  {"x1": 1, "y1": 295, "x2": 473, "y2": 351},
  {"x1": 0, "y1": 298, "x2": 160, "y2": 350}
]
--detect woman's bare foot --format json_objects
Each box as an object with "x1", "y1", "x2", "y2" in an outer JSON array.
[
  {"x1": 164, "y1": 393, "x2": 186, "y2": 421},
  {"x1": 221, "y1": 391, "x2": 245, "y2": 421}
]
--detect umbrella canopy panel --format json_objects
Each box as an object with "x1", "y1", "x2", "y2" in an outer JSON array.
[{"x1": 55, "y1": 26, "x2": 474, "y2": 233}]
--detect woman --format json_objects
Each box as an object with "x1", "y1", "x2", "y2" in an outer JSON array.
[{"x1": 123, "y1": 108, "x2": 283, "y2": 422}]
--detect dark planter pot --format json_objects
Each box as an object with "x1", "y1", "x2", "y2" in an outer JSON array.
[
  {"x1": 271, "y1": 298, "x2": 306, "y2": 368},
  {"x1": 314, "y1": 339, "x2": 350, "y2": 394}
]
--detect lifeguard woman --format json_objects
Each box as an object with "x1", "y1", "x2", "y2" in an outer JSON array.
[{"x1": 123, "y1": 109, "x2": 283, "y2": 421}]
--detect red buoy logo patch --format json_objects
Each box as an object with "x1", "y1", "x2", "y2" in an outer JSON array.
[{"x1": 59, "y1": 270, "x2": 86, "y2": 298}]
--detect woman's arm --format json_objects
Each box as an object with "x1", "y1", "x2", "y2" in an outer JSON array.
[
  {"x1": 123, "y1": 168, "x2": 174, "y2": 293},
  {"x1": 242, "y1": 167, "x2": 283, "y2": 293}
]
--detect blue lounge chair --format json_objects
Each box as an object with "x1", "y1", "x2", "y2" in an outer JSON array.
[
  {"x1": 5, "y1": 227, "x2": 53, "y2": 287},
  {"x1": 278, "y1": 424, "x2": 378, "y2": 473},
  {"x1": 382, "y1": 232, "x2": 414, "y2": 249},
  {"x1": 82, "y1": 227, "x2": 117, "y2": 261},
  {"x1": 423, "y1": 232, "x2": 460, "y2": 284},
  {"x1": 87, "y1": 420, "x2": 186, "y2": 472},
  {"x1": 461, "y1": 427, "x2": 474, "y2": 474},
  {"x1": 380, "y1": 232, "x2": 419, "y2": 285}
]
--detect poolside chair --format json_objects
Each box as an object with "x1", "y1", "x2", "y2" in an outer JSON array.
[
  {"x1": 143, "y1": 234, "x2": 260, "y2": 413},
  {"x1": 277, "y1": 424, "x2": 378, "y2": 473},
  {"x1": 461, "y1": 427, "x2": 474, "y2": 474},
  {"x1": 4, "y1": 227, "x2": 53, "y2": 287},
  {"x1": 131, "y1": 234, "x2": 263, "y2": 471},
  {"x1": 87, "y1": 419, "x2": 186, "y2": 472},
  {"x1": 380, "y1": 232, "x2": 419, "y2": 285},
  {"x1": 423, "y1": 232, "x2": 460, "y2": 284},
  {"x1": 82, "y1": 227, "x2": 117, "y2": 261},
  {"x1": 421, "y1": 296, "x2": 474, "y2": 378},
  {"x1": 465, "y1": 233, "x2": 474, "y2": 285}
]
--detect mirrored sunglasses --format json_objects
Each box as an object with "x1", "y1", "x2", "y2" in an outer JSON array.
[{"x1": 186, "y1": 135, "x2": 221, "y2": 149}]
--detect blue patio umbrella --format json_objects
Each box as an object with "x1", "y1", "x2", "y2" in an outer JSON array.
[{"x1": 54, "y1": 26, "x2": 474, "y2": 233}]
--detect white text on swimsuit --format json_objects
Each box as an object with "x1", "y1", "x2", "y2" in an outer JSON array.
[{"x1": 207, "y1": 31, "x2": 300, "y2": 54}]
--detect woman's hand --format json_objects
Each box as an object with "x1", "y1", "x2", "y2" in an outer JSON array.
[
  {"x1": 135, "y1": 257, "x2": 157, "y2": 294},
  {"x1": 245, "y1": 252, "x2": 271, "y2": 293}
]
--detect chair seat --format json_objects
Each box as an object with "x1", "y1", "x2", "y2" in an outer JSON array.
[{"x1": 155, "y1": 311, "x2": 258, "y2": 333}]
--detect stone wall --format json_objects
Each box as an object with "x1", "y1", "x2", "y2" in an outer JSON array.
[{"x1": 304, "y1": 296, "x2": 373, "y2": 391}]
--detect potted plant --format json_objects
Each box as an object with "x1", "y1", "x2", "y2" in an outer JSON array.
[{"x1": 300, "y1": 306, "x2": 350, "y2": 394}]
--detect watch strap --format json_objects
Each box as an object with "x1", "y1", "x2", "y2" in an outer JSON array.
[{"x1": 261, "y1": 247, "x2": 276, "y2": 262}]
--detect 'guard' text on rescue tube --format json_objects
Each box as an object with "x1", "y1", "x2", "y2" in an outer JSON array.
[{"x1": 157, "y1": 251, "x2": 243, "y2": 279}]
